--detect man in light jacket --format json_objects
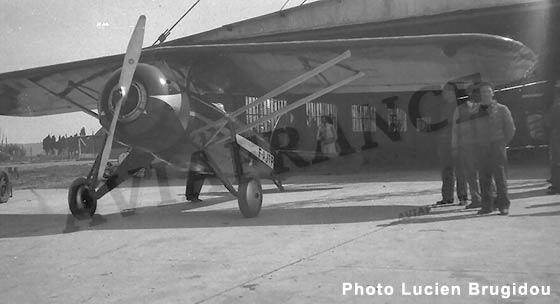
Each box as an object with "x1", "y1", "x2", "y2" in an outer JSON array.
[{"x1": 468, "y1": 82, "x2": 516, "y2": 215}]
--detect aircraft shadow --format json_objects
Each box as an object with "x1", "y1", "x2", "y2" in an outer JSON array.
[
  {"x1": 0, "y1": 200, "x2": 418, "y2": 239},
  {"x1": 202, "y1": 186, "x2": 344, "y2": 196}
]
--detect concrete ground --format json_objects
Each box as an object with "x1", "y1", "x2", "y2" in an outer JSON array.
[{"x1": 0, "y1": 164, "x2": 559, "y2": 304}]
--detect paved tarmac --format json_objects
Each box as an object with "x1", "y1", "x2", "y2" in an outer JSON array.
[{"x1": 0, "y1": 165, "x2": 559, "y2": 303}]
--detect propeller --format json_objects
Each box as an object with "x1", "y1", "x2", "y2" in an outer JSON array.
[{"x1": 97, "y1": 15, "x2": 146, "y2": 182}]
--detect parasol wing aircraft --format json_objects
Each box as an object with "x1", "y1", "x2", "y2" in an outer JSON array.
[{"x1": 0, "y1": 15, "x2": 537, "y2": 218}]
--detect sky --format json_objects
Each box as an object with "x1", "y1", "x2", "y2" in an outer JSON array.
[{"x1": 0, "y1": 0, "x2": 320, "y2": 143}]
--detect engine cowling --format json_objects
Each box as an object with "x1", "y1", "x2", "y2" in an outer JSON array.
[{"x1": 98, "y1": 64, "x2": 189, "y2": 154}]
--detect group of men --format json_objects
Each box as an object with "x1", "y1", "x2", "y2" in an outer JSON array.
[
  {"x1": 435, "y1": 82, "x2": 516, "y2": 216},
  {"x1": 42, "y1": 134, "x2": 80, "y2": 157}
]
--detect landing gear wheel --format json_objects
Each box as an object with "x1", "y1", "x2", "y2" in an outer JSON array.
[
  {"x1": 68, "y1": 177, "x2": 97, "y2": 220},
  {"x1": 0, "y1": 170, "x2": 10, "y2": 204},
  {"x1": 237, "y1": 177, "x2": 263, "y2": 218}
]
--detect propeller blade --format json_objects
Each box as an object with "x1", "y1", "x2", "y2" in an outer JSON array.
[
  {"x1": 118, "y1": 15, "x2": 146, "y2": 96},
  {"x1": 97, "y1": 15, "x2": 146, "y2": 182}
]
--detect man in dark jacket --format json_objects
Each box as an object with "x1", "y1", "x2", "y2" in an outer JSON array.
[
  {"x1": 451, "y1": 90, "x2": 482, "y2": 209},
  {"x1": 436, "y1": 83, "x2": 468, "y2": 205}
]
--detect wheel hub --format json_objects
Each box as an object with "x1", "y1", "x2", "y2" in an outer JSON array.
[{"x1": 75, "y1": 185, "x2": 91, "y2": 210}]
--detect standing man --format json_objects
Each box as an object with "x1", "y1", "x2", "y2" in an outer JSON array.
[
  {"x1": 470, "y1": 82, "x2": 516, "y2": 215},
  {"x1": 452, "y1": 87, "x2": 482, "y2": 209},
  {"x1": 436, "y1": 83, "x2": 468, "y2": 205},
  {"x1": 545, "y1": 86, "x2": 560, "y2": 194}
]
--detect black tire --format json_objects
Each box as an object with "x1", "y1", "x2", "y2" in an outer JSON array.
[
  {"x1": 0, "y1": 170, "x2": 10, "y2": 204},
  {"x1": 68, "y1": 177, "x2": 97, "y2": 220},
  {"x1": 237, "y1": 177, "x2": 263, "y2": 218}
]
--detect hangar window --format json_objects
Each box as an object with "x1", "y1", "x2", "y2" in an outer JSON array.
[
  {"x1": 245, "y1": 97, "x2": 287, "y2": 133},
  {"x1": 306, "y1": 102, "x2": 337, "y2": 127},
  {"x1": 351, "y1": 104, "x2": 376, "y2": 132},
  {"x1": 384, "y1": 104, "x2": 407, "y2": 133}
]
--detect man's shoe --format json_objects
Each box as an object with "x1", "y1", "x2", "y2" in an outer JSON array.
[
  {"x1": 465, "y1": 203, "x2": 481, "y2": 209},
  {"x1": 477, "y1": 208, "x2": 493, "y2": 215},
  {"x1": 188, "y1": 197, "x2": 203, "y2": 203},
  {"x1": 436, "y1": 199, "x2": 454, "y2": 205},
  {"x1": 499, "y1": 208, "x2": 509, "y2": 215}
]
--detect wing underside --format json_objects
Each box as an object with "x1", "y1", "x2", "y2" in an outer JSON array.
[{"x1": 0, "y1": 34, "x2": 537, "y2": 117}]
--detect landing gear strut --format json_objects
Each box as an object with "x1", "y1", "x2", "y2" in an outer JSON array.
[
  {"x1": 186, "y1": 144, "x2": 264, "y2": 218},
  {"x1": 67, "y1": 148, "x2": 153, "y2": 220}
]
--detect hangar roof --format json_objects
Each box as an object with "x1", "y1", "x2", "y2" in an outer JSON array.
[{"x1": 167, "y1": 0, "x2": 546, "y2": 45}]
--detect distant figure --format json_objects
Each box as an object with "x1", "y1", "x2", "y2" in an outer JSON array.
[
  {"x1": 0, "y1": 169, "x2": 11, "y2": 203},
  {"x1": 316, "y1": 115, "x2": 338, "y2": 158},
  {"x1": 42, "y1": 135, "x2": 50, "y2": 155},
  {"x1": 56, "y1": 135, "x2": 63, "y2": 155},
  {"x1": 48, "y1": 135, "x2": 55, "y2": 155}
]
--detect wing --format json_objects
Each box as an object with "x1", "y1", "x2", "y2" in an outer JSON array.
[
  {"x1": 153, "y1": 34, "x2": 536, "y2": 94},
  {"x1": 0, "y1": 55, "x2": 127, "y2": 116},
  {"x1": 0, "y1": 33, "x2": 536, "y2": 117}
]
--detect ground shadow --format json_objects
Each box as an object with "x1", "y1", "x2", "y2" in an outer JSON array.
[
  {"x1": 508, "y1": 181, "x2": 548, "y2": 190},
  {"x1": 525, "y1": 201, "x2": 560, "y2": 209},
  {"x1": 382, "y1": 209, "x2": 502, "y2": 226},
  {"x1": 510, "y1": 210, "x2": 560, "y2": 217},
  {"x1": 509, "y1": 189, "x2": 551, "y2": 200}
]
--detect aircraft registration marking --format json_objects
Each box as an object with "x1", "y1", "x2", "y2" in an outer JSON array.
[{"x1": 235, "y1": 135, "x2": 274, "y2": 169}]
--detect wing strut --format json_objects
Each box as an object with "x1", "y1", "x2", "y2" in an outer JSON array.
[{"x1": 196, "y1": 50, "x2": 364, "y2": 147}]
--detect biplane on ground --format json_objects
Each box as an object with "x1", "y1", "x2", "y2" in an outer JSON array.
[{"x1": 0, "y1": 15, "x2": 537, "y2": 218}]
